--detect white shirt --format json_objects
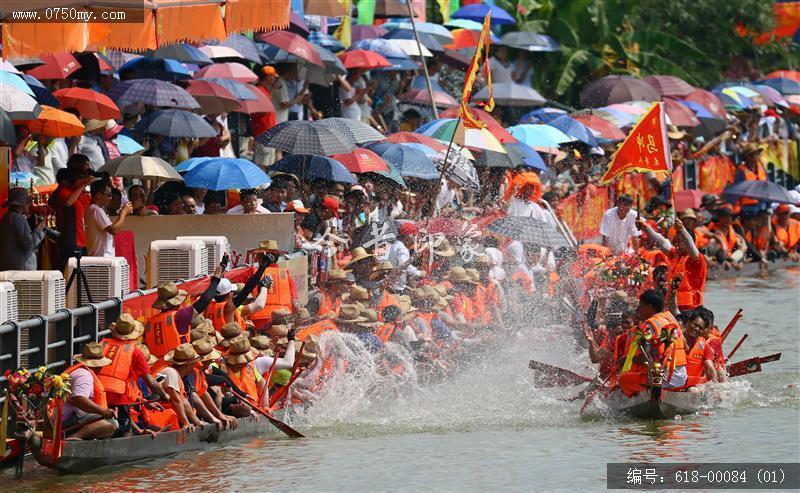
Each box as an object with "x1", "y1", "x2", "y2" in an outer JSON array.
[
  {"x1": 271, "y1": 77, "x2": 290, "y2": 123},
  {"x1": 157, "y1": 366, "x2": 182, "y2": 393},
  {"x1": 489, "y1": 56, "x2": 514, "y2": 83},
  {"x1": 254, "y1": 341, "x2": 296, "y2": 374},
  {"x1": 599, "y1": 207, "x2": 641, "y2": 254},
  {"x1": 339, "y1": 83, "x2": 361, "y2": 121},
  {"x1": 507, "y1": 197, "x2": 550, "y2": 222},
  {"x1": 85, "y1": 203, "x2": 115, "y2": 257},
  {"x1": 227, "y1": 204, "x2": 269, "y2": 215},
  {"x1": 78, "y1": 136, "x2": 106, "y2": 170},
  {"x1": 383, "y1": 239, "x2": 423, "y2": 292}
]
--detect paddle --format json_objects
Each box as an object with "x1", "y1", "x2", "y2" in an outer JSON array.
[
  {"x1": 269, "y1": 368, "x2": 306, "y2": 409},
  {"x1": 728, "y1": 353, "x2": 781, "y2": 378},
  {"x1": 231, "y1": 391, "x2": 304, "y2": 438},
  {"x1": 528, "y1": 360, "x2": 594, "y2": 387},
  {"x1": 726, "y1": 334, "x2": 748, "y2": 361},
  {"x1": 719, "y1": 308, "x2": 743, "y2": 344}
]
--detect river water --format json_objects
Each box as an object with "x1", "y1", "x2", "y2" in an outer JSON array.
[{"x1": 9, "y1": 267, "x2": 800, "y2": 492}]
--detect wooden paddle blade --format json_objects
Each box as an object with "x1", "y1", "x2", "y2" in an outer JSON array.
[
  {"x1": 528, "y1": 360, "x2": 594, "y2": 387},
  {"x1": 264, "y1": 414, "x2": 305, "y2": 438},
  {"x1": 728, "y1": 353, "x2": 781, "y2": 378}
]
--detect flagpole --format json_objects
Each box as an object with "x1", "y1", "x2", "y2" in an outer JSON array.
[{"x1": 405, "y1": 0, "x2": 439, "y2": 119}]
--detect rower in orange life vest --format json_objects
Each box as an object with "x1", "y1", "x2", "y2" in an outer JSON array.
[
  {"x1": 62, "y1": 342, "x2": 117, "y2": 440},
  {"x1": 145, "y1": 257, "x2": 227, "y2": 358},
  {"x1": 155, "y1": 343, "x2": 205, "y2": 431},
  {"x1": 617, "y1": 289, "x2": 688, "y2": 397},
  {"x1": 205, "y1": 273, "x2": 271, "y2": 331},
  {"x1": 247, "y1": 240, "x2": 298, "y2": 331},
  {"x1": 98, "y1": 314, "x2": 168, "y2": 436},
  {"x1": 584, "y1": 299, "x2": 634, "y2": 381},
  {"x1": 307, "y1": 268, "x2": 351, "y2": 318},
  {"x1": 188, "y1": 336, "x2": 239, "y2": 430},
  {"x1": 637, "y1": 214, "x2": 707, "y2": 312},
  {"x1": 773, "y1": 204, "x2": 800, "y2": 261},
  {"x1": 707, "y1": 206, "x2": 746, "y2": 269},
  {"x1": 223, "y1": 336, "x2": 270, "y2": 417},
  {"x1": 734, "y1": 143, "x2": 767, "y2": 215},
  {"x1": 680, "y1": 307, "x2": 725, "y2": 391}
]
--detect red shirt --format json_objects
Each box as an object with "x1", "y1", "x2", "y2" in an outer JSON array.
[
  {"x1": 105, "y1": 348, "x2": 151, "y2": 405},
  {"x1": 251, "y1": 85, "x2": 276, "y2": 137},
  {"x1": 55, "y1": 184, "x2": 91, "y2": 247}
]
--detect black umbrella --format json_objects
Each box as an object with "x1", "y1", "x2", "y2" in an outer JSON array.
[
  {"x1": 722, "y1": 180, "x2": 795, "y2": 204},
  {"x1": 487, "y1": 216, "x2": 569, "y2": 250},
  {"x1": 256, "y1": 120, "x2": 355, "y2": 155},
  {"x1": 0, "y1": 108, "x2": 18, "y2": 145}
]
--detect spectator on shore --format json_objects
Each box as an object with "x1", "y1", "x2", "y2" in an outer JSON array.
[
  {"x1": 0, "y1": 188, "x2": 46, "y2": 270},
  {"x1": 86, "y1": 180, "x2": 132, "y2": 257}
]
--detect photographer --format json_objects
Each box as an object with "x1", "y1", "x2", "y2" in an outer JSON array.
[
  {"x1": 0, "y1": 187, "x2": 46, "y2": 270},
  {"x1": 50, "y1": 154, "x2": 96, "y2": 269}
]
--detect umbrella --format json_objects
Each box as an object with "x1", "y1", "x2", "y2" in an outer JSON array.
[
  {"x1": 499, "y1": 32, "x2": 560, "y2": 52},
  {"x1": 590, "y1": 107, "x2": 639, "y2": 127},
  {"x1": 763, "y1": 70, "x2": 800, "y2": 82},
  {"x1": 206, "y1": 34, "x2": 263, "y2": 64},
  {"x1": 374, "y1": 161, "x2": 407, "y2": 187},
  {"x1": 289, "y1": 11, "x2": 310, "y2": 36},
  {"x1": 439, "y1": 106, "x2": 517, "y2": 144},
  {"x1": 27, "y1": 51, "x2": 80, "y2": 80},
  {"x1": 684, "y1": 88, "x2": 728, "y2": 119},
  {"x1": 382, "y1": 29, "x2": 444, "y2": 53},
  {"x1": 271, "y1": 155, "x2": 357, "y2": 184},
  {"x1": 330, "y1": 149, "x2": 390, "y2": 174},
  {"x1": 16, "y1": 105, "x2": 83, "y2": 137},
  {"x1": 53, "y1": 87, "x2": 121, "y2": 120},
  {"x1": 417, "y1": 118, "x2": 507, "y2": 153},
  {"x1": 318, "y1": 118, "x2": 385, "y2": 144},
  {"x1": 433, "y1": 148, "x2": 479, "y2": 189},
  {"x1": 175, "y1": 157, "x2": 214, "y2": 173},
  {"x1": 338, "y1": 50, "x2": 392, "y2": 69},
  {"x1": 0, "y1": 85, "x2": 41, "y2": 120},
  {"x1": 473, "y1": 83, "x2": 546, "y2": 107},
  {"x1": 303, "y1": 45, "x2": 348, "y2": 84},
  {"x1": 201, "y1": 78, "x2": 258, "y2": 101},
  {"x1": 309, "y1": 30, "x2": 344, "y2": 52},
  {"x1": 99, "y1": 155, "x2": 183, "y2": 181},
  {"x1": 196, "y1": 62, "x2": 258, "y2": 83},
  {"x1": 152, "y1": 44, "x2": 213, "y2": 65},
  {"x1": 643, "y1": 75, "x2": 694, "y2": 97},
  {"x1": 662, "y1": 98, "x2": 700, "y2": 128},
  {"x1": 444, "y1": 19, "x2": 483, "y2": 30},
  {"x1": 715, "y1": 89, "x2": 754, "y2": 111},
  {"x1": 352, "y1": 25, "x2": 389, "y2": 43},
  {"x1": 719, "y1": 84, "x2": 769, "y2": 106},
  {"x1": 0, "y1": 71, "x2": 34, "y2": 96},
  {"x1": 183, "y1": 157, "x2": 271, "y2": 190},
  {"x1": 111, "y1": 79, "x2": 200, "y2": 110},
  {"x1": 304, "y1": 0, "x2": 347, "y2": 17},
  {"x1": 579, "y1": 75, "x2": 660, "y2": 108},
  {"x1": 236, "y1": 85, "x2": 277, "y2": 115},
  {"x1": 376, "y1": 57, "x2": 420, "y2": 72},
  {"x1": 722, "y1": 180, "x2": 796, "y2": 204},
  {"x1": 384, "y1": 38, "x2": 434, "y2": 57},
  {"x1": 119, "y1": 57, "x2": 191, "y2": 81},
  {"x1": 257, "y1": 120, "x2": 355, "y2": 155},
  {"x1": 399, "y1": 88, "x2": 458, "y2": 108},
  {"x1": 508, "y1": 124, "x2": 575, "y2": 150},
  {"x1": 504, "y1": 142, "x2": 548, "y2": 172},
  {"x1": 8, "y1": 56, "x2": 44, "y2": 71},
  {"x1": 366, "y1": 142, "x2": 439, "y2": 180},
  {"x1": 350, "y1": 38, "x2": 409, "y2": 60},
  {"x1": 21, "y1": 74, "x2": 60, "y2": 107},
  {"x1": 757, "y1": 77, "x2": 800, "y2": 96},
  {"x1": 185, "y1": 80, "x2": 242, "y2": 114},
  {"x1": 445, "y1": 29, "x2": 483, "y2": 50},
  {"x1": 544, "y1": 116, "x2": 599, "y2": 146},
  {"x1": 367, "y1": 0, "x2": 411, "y2": 18},
  {"x1": 145, "y1": 110, "x2": 217, "y2": 138},
  {"x1": 0, "y1": 108, "x2": 17, "y2": 145},
  {"x1": 488, "y1": 216, "x2": 569, "y2": 250},
  {"x1": 674, "y1": 99, "x2": 726, "y2": 138},
  {"x1": 256, "y1": 31, "x2": 324, "y2": 66},
  {"x1": 674, "y1": 190, "x2": 707, "y2": 212},
  {"x1": 440, "y1": 48, "x2": 471, "y2": 71},
  {"x1": 571, "y1": 114, "x2": 626, "y2": 141},
  {"x1": 452, "y1": 3, "x2": 516, "y2": 25},
  {"x1": 198, "y1": 45, "x2": 247, "y2": 63},
  {"x1": 383, "y1": 21, "x2": 454, "y2": 44},
  {"x1": 753, "y1": 85, "x2": 790, "y2": 108},
  {"x1": 385, "y1": 131, "x2": 449, "y2": 152},
  {"x1": 519, "y1": 107, "x2": 568, "y2": 124},
  {"x1": 114, "y1": 134, "x2": 144, "y2": 155}
]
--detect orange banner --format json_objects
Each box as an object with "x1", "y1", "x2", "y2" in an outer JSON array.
[
  {"x1": 698, "y1": 155, "x2": 735, "y2": 194},
  {"x1": 557, "y1": 184, "x2": 611, "y2": 241},
  {"x1": 599, "y1": 102, "x2": 672, "y2": 185},
  {"x1": 459, "y1": 12, "x2": 494, "y2": 129}
]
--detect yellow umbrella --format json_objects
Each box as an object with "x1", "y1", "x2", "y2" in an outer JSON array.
[{"x1": 17, "y1": 105, "x2": 84, "y2": 137}]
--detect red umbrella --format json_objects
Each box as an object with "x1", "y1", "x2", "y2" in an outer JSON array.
[
  {"x1": 351, "y1": 25, "x2": 388, "y2": 43},
  {"x1": 330, "y1": 149, "x2": 389, "y2": 173},
  {"x1": 572, "y1": 114, "x2": 626, "y2": 141},
  {"x1": 643, "y1": 75, "x2": 694, "y2": 97},
  {"x1": 26, "y1": 51, "x2": 80, "y2": 80},
  {"x1": 257, "y1": 31, "x2": 324, "y2": 66},
  {"x1": 53, "y1": 87, "x2": 121, "y2": 120},
  {"x1": 445, "y1": 29, "x2": 481, "y2": 50},
  {"x1": 236, "y1": 85, "x2": 276, "y2": 114},
  {"x1": 763, "y1": 70, "x2": 800, "y2": 82},
  {"x1": 386, "y1": 132, "x2": 449, "y2": 152},
  {"x1": 663, "y1": 98, "x2": 700, "y2": 127},
  {"x1": 196, "y1": 62, "x2": 258, "y2": 83},
  {"x1": 398, "y1": 89, "x2": 458, "y2": 108},
  {"x1": 338, "y1": 50, "x2": 391, "y2": 69},
  {"x1": 185, "y1": 80, "x2": 242, "y2": 114},
  {"x1": 674, "y1": 190, "x2": 707, "y2": 212},
  {"x1": 684, "y1": 88, "x2": 728, "y2": 119},
  {"x1": 439, "y1": 106, "x2": 517, "y2": 144}
]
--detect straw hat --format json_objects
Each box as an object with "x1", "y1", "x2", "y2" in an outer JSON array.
[
  {"x1": 224, "y1": 337, "x2": 258, "y2": 365},
  {"x1": 432, "y1": 296, "x2": 449, "y2": 311},
  {"x1": 296, "y1": 307, "x2": 312, "y2": 324},
  {"x1": 268, "y1": 324, "x2": 290, "y2": 337},
  {"x1": 334, "y1": 304, "x2": 367, "y2": 324},
  {"x1": 298, "y1": 334, "x2": 319, "y2": 360},
  {"x1": 74, "y1": 342, "x2": 113, "y2": 368},
  {"x1": 109, "y1": 313, "x2": 144, "y2": 341},
  {"x1": 137, "y1": 343, "x2": 158, "y2": 365},
  {"x1": 678, "y1": 209, "x2": 698, "y2": 220},
  {"x1": 741, "y1": 142, "x2": 763, "y2": 156},
  {"x1": 448, "y1": 266, "x2": 476, "y2": 284},
  {"x1": 345, "y1": 247, "x2": 374, "y2": 269},
  {"x1": 250, "y1": 335, "x2": 272, "y2": 355},
  {"x1": 252, "y1": 239, "x2": 287, "y2": 254},
  {"x1": 432, "y1": 284, "x2": 450, "y2": 298},
  {"x1": 271, "y1": 308, "x2": 292, "y2": 323},
  {"x1": 84, "y1": 119, "x2": 109, "y2": 133},
  {"x1": 667, "y1": 124, "x2": 686, "y2": 140},
  {"x1": 219, "y1": 323, "x2": 244, "y2": 347},
  {"x1": 369, "y1": 260, "x2": 394, "y2": 281},
  {"x1": 192, "y1": 337, "x2": 222, "y2": 362},
  {"x1": 358, "y1": 308, "x2": 380, "y2": 329},
  {"x1": 465, "y1": 268, "x2": 480, "y2": 282},
  {"x1": 346, "y1": 285, "x2": 370, "y2": 302},
  {"x1": 163, "y1": 343, "x2": 202, "y2": 366},
  {"x1": 152, "y1": 281, "x2": 188, "y2": 310},
  {"x1": 324, "y1": 269, "x2": 351, "y2": 283},
  {"x1": 433, "y1": 239, "x2": 456, "y2": 257}
]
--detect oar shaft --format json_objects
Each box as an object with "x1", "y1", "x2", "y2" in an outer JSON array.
[
  {"x1": 727, "y1": 334, "x2": 748, "y2": 361},
  {"x1": 720, "y1": 308, "x2": 743, "y2": 344}
]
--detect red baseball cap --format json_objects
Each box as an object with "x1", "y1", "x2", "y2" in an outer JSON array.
[
  {"x1": 398, "y1": 221, "x2": 419, "y2": 236},
  {"x1": 322, "y1": 196, "x2": 340, "y2": 218},
  {"x1": 776, "y1": 204, "x2": 790, "y2": 214}
]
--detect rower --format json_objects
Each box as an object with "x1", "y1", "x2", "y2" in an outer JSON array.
[
  {"x1": 773, "y1": 204, "x2": 800, "y2": 261},
  {"x1": 707, "y1": 206, "x2": 746, "y2": 269},
  {"x1": 681, "y1": 309, "x2": 723, "y2": 391},
  {"x1": 205, "y1": 269, "x2": 270, "y2": 331},
  {"x1": 370, "y1": 261, "x2": 403, "y2": 321},
  {"x1": 584, "y1": 299, "x2": 633, "y2": 380},
  {"x1": 223, "y1": 337, "x2": 268, "y2": 416},
  {"x1": 247, "y1": 240, "x2": 297, "y2": 331},
  {"x1": 157, "y1": 343, "x2": 205, "y2": 431},
  {"x1": 191, "y1": 337, "x2": 238, "y2": 429},
  {"x1": 307, "y1": 269, "x2": 351, "y2": 318},
  {"x1": 62, "y1": 342, "x2": 118, "y2": 440},
  {"x1": 345, "y1": 246, "x2": 377, "y2": 289},
  {"x1": 447, "y1": 267, "x2": 482, "y2": 333}
]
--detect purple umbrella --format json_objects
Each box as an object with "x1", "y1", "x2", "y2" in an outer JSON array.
[
  {"x1": 723, "y1": 180, "x2": 795, "y2": 204},
  {"x1": 580, "y1": 75, "x2": 660, "y2": 108},
  {"x1": 289, "y1": 11, "x2": 310, "y2": 36},
  {"x1": 352, "y1": 25, "x2": 388, "y2": 43}
]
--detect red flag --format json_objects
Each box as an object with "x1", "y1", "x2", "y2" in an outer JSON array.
[
  {"x1": 599, "y1": 102, "x2": 672, "y2": 185},
  {"x1": 459, "y1": 13, "x2": 494, "y2": 129}
]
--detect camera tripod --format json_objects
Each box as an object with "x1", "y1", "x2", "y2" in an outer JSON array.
[{"x1": 65, "y1": 250, "x2": 94, "y2": 306}]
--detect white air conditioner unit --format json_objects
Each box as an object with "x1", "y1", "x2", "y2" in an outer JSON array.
[
  {"x1": 176, "y1": 236, "x2": 231, "y2": 274},
  {"x1": 0, "y1": 270, "x2": 66, "y2": 320},
  {"x1": 0, "y1": 281, "x2": 19, "y2": 324},
  {"x1": 66, "y1": 256, "x2": 130, "y2": 309},
  {"x1": 147, "y1": 240, "x2": 208, "y2": 288}
]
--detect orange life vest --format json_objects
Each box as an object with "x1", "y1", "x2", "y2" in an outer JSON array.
[
  {"x1": 471, "y1": 286, "x2": 491, "y2": 324},
  {"x1": 375, "y1": 290, "x2": 400, "y2": 321},
  {"x1": 98, "y1": 338, "x2": 140, "y2": 403},
  {"x1": 744, "y1": 226, "x2": 770, "y2": 251},
  {"x1": 452, "y1": 292, "x2": 476, "y2": 323},
  {"x1": 511, "y1": 271, "x2": 534, "y2": 294},
  {"x1": 736, "y1": 164, "x2": 767, "y2": 206},
  {"x1": 668, "y1": 252, "x2": 707, "y2": 310},
  {"x1": 192, "y1": 366, "x2": 208, "y2": 397},
  {"x1": 295, "y1": 319, "x2": 338, "y2": 341},
  {"x1": 139, "y1": 360, "x2": 180, "y2": 430},
  {"x1": 646, "y1": 311, "x2": 687, "y2": 371},
  {"x1": 684, "y1": 336, "x2": 709, "y2": 388},
  {"x1": 374, "y1": 322, "x2": 397, "y2": 343},
  {"x1": 227, "y1": 363, "x2": 259, "y2": 402},
  {"x1": 773, "y1": 218, "x2": 800, "y2": 251},
  {"x1": 710, "y1": 222, "x2": 738, "y2": 254},
  {"x1": 145, "y1": 311, "x2": 188, "y2": 358},
  {"x1": 205, "y1": 301, "x2": 245, "y2": 331},
  {"x1": 64, "y1": 363, "x2": 107, "y2": 408},
  {"x1": 318, "y1": 289, "x2": 342, "y2": 316},
  {"x1": 249, "y1": 265, "x2": 293, "y2": 321}
]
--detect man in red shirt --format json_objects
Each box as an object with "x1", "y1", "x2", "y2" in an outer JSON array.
[
  {"x1": 252, "y1": 65, "x2": 278, "y2": 167},
  {"x1": 50, "y1": 154, "x2": 95, "y2": 269}
]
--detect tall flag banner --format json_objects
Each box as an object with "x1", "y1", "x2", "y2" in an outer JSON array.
[
  {"x1": 333, "y1": 0, "x2": 352, "y2": 48},
  {"x1": 598, "y1": 102, "x2": 672, "y2": 185},
  {"x1": 357, "y1": 0, "x2": 375, "y2": 25},
  {"x1": 437, "y1": 0, "x2": 451, "y2": 22},
  {"x1": 458, "y1": 12, "x2": 494, "y2": 129}
]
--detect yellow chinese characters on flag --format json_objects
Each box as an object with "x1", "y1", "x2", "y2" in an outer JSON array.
[
  {"x1": 599, "y1": 102, "x2": 672, "y2": 185},
  {"x1": 459, "y1": 12, "x2": 494, "y2": 129}
]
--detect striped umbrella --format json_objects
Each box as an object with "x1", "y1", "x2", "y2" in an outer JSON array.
[
  {"x1": 257, "y1": 120, "x2": 355, "y2": 155},
  {"x1": 318, "y1": 118, "x2": 385, "y2": 144},
  {"x1": 110, "y1": 79, "x2": 200, "y2": 109},
  {"x1": 416, "y1": 118, "x2": 506, "y2": 153},
  {"x1": 488, "y1": 216, "x2": 569, "y2": 250}
]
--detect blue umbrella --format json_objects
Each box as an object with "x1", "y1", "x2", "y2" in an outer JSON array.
[
  {"x1": 451, "y1": 3, "x2": 516, "y2": 26},
  {"x1": 309, "y1": 30, "x2": 344, "y2": 52},
  {"x1": 675, "y1": 99, "x2": 715, "y2": 119},
  {"x1": 504, "y1": 142, "x2": 548, "y2": 172},
  {"x1": 366, "y1": 142, "x2": 439, "y2": 180},
  {"x1": 519, "y1": 107, "x2": 568, "y2": 124},
  {"x1": 0, "y1": 70, "x2": 35, "y2": 96},
  {"x1": 175, "y1": 156, "x2": 213, "y2": 173},
  {"x1": 201, "y1": 78, "x2": 258, "y2": 101},
  {"x1": 21, "y1": 74, "x2": 60, "y2": 107},
  {"x1": 545, "y1": 115, "x2": 599, "y2": 147},
  {"x1": 113, "y1": 134, "x2": 144, "y2": 155},
  {"x1": 350, "y1": 38, "x2": 409, "y2": 59},
  {"x1": 382, "y1": 29, "x2": 445, "y2": 52},
  {"x1": 119, "y1": 57, "x2": 191, "y2": 81},
  {"x1": 145, "y1": 110, "x2": 217, "y2": 138},
  {"x1": 443, "y1": 18, "x2": 483, "y2": 30},
  {"x1": 375, "y1": 57, "x2": 419, "y2": 71},
  {"x1": 270, "y1": 155, "x2": 357, "y2": 184},
  {"x1": 382, "y1": 21, "x2": 454, "y2": 44},
  {"x1": 152, "y1": 44, "x2": 213, "y2": 65},
  {"x1": 508, "y1": 124, "x2": 575, "y2": 149},
  {"x1": 183, "y1": 157, "x2": 271, "y2": 190}
]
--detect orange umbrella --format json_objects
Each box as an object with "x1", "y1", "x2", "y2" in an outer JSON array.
[
  {"x1": 444, "y1": 29, "x2": 481, "y2": 50},
  {"x1": 53, "y1": 88, "x2": 121, "y2": 120},
  {"x1": 16, "y1": 105, "x2": 84, "y2": 137},
  {"x1": 763, "y1": 70, "x2": 800, "y2": 83},
  {"x1": 338, "y1": 50, "x2": 391, "y2": 69}
]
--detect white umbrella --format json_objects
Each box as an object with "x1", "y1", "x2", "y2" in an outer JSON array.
[
  {"x1": 99, "y1": 155, "x2": 183, "y2": 182},
  {"x1": 385, "y1": 39, "x2": 433, "y2": 57},
  {"x1": 0, "y1": 85, "x2": 41, "y2": 119}
]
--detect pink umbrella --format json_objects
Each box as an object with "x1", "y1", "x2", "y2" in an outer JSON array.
[
  {"x1": 684, "y1": 88, "x2": 728, "y2": 119},
  {"x1": 663, "y1": 98, "x2": 700, "y2": 127},
  {"x1": 643, "y1": 75, "x2": 694, "y2": 97},
  {"x1": 674, "y1": 190, "x2": 707, "y2": 212},
  {"x1": 256, "y1": 31, "x2": 324, "y2": 66},
  {"x1": 352, "y1": 25, "x2": 388, "y2": 43},
  {"x1": 196, "y1": 62, "x2": 257, "y2": 83},
  {"x1": 26, "y1": 51, "x2": 80, "y2": 80},
  {"x1": 398, "y1": 88, "x2": 458, "y2": 108},
  {"x1": 237, "y1": 85, "x2": 276, "y2": 114},
  {"x1": 572, "y1": 114, "x2": 626, "y2": 141}
]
